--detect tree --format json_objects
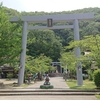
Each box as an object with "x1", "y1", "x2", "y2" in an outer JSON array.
[
  {"x1": 27, "y1": 29, "x2": 62, "y2": 61},
  {"x1": 25, "y1": 54, "x2": 52, "y2": 73},
  {"x1": 0, "y1": 3, "x2": 22, "y2": 66},
  {"x1": 59, "y1": 49, "x2": 77, "y2": 75},
  {"x1": 66, "y1": 35, "x2": 100, "y2": 69}
]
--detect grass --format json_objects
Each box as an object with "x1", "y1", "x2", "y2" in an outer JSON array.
[
  {"x1": 96, "y1": 95, "x2": 100, "y2": 99},
  {"x1": 66, "y1": 79, "x2": 97, "y2": 90},
  {"x1": 66, "y1": 79, "x2": 100, "y2": 99},
  {"x1": 19, "y1": 83, "x2": 28, "y2": 87}
]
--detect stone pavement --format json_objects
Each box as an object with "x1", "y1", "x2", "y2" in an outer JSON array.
[
  {"x1": 0, "y1": 95, "x2": 99, "y2": 100},
  {"x1": 26, "y1": 77, "x2": 69, "y2": 89},
  {"x1": 0, "y1": 79, "x2": 18, "y2": 89},
  {"x1": 0, "y1": 77, "x2": 69, "y2": 89}
]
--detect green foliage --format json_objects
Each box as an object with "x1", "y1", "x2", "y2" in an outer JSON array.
[
  {"x1": 60, "y1": 50, "x2": 77, "y2": 75},
  {"x1": 7, "y1": 73, "x2": 13, "y2": 79},
  {"x1": 27, "y1": 30, "x2": 62, "y2": 61},
  {"x1": 88, "y1": 70, "x2": 94, "y2": 81},
  {"x1": 83, "y1": 74, "x2": 88, "y2": 80},
  {"x1": 53, "y1": 29, "x2": 74, "y2": 46},
  {"x1": 21, "y1": 7, "x2": 100, "y2": 47},
  {"x1": 95, "y1": 95, "x2": 100, "y2": 99},
  {"x1": 14, "y1": 67, "x2": 19, "y2": 73},
  {"x1": 66, "y1": 35, "x2": 100, "y2": 69},
  {"x1": 40, "y1": 85, "x2": 54, "y2": 89},
  {"x1": 0, "y1": 68, "x2": 2, "y2": 72},
  {"x1": 0, "y1": 3, "x2": 22, "y2": 66},
  {"x1": 93, "y1": 69, "x2": 100, "y2": 88},
  {"x1": 25, "y1": 55, "x2": 52, "y2": 75},
  {"x1": 49, "y1": 66, "x2": 56, "y2": 72},
  {"x1": 4, "y1": 7, "x2": 20, "y2": 17}
]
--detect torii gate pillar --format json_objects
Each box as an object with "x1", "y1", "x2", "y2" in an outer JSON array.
[
  {"x1": 74, "y1": 19, "x2": 83, "y2": 86},
  {"x1": 18, "y1": 21, "x2": 28, "y2": 85}
]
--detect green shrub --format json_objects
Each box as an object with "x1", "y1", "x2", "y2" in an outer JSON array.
[
  {"x1": 88, "y1": 70, "x2": 94, "y2": 81},
  {"x1": 83, "y1": 74, "x2": 88, "y2": 80},
  {"x1": 7, "y1": 73, "x2": 13, "y2": 79},
  {"x1": 93, "y1": 69, "x2": 100, "y2": 88},
  {"x1": 40, "y1": 85, "x2": 54, "y2": 89},
  {"x1": 0, "y1": 68, "x2": 2, "y2": 72}
]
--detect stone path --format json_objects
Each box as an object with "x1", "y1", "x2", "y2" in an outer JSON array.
[
  {"x1": 0, "y1": 95, "x2": 99, "y2": 100},
  {"x1": 26, "y1": 77, "x2": 69, "y2": 89}
]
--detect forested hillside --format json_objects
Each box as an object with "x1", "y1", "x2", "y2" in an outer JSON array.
[
  {"x1": 20, "y1": 7, "x2": 100, "y2": 61},
  {"x1": 6, "y1": 6, "x2": 100, "y2": 46}
]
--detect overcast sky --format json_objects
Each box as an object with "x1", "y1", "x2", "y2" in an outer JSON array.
[{"x1": 0, "y1": 0, "x2": 100, "y2": 12}]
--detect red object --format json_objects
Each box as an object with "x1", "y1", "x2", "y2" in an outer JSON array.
[{"x1": 28, "y1": 74, "x2": 31, "y2": 77}]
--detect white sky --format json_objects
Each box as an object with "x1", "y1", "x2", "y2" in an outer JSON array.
[{"x1": 0, "y1": 0, "x2": 100, "y2": 12}]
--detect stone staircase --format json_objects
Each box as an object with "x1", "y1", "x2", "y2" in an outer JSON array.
[{"x1": 0, "y1": 89, "x2": 99, "y2": 96}]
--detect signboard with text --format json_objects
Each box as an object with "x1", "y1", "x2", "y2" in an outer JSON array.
[{"x1": 47, "y1": 18, "x2": 53, "y2": 27}]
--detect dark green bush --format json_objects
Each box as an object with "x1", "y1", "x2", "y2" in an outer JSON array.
[
  {"x1": 83, "y1": 74, "x2": 88, "y2": 80},
  {"x1": 93, "y1": 69, "x2": 100, "y2": 88},
  {"x1": 7, "y1": 73, "x2": 13, "y2": 80},
  {"x1": 40, "y1": 85, "x2": 54, "y2": 89},
  {"x1": 88, "y1": 70, "x2": 94, "y2": 81}
]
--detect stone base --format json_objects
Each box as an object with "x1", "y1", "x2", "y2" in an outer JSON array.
[{"x1": 40, "y1": 85, "x2": 54, "y2": 89}]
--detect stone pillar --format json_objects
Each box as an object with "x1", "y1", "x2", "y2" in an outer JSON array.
[
  {"x1": 74, "y1": 19, "x2": 83, "y2": 86},
  {"x1": 18, "y1": 21, "x2": 28, "y2": 86}
]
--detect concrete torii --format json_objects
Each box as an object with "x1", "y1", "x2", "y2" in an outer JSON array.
[{"x1": 10, "y1": 12, "x2": 94, "y2": 86}]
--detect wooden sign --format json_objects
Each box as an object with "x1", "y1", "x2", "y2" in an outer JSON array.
[{"x1": 47, "y1": 19, "x2": 53, "y2": 27}]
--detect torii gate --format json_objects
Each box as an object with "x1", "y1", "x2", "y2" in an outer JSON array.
[{"x1": 10, "y1": 12, "x2": 94, "y2": 86}]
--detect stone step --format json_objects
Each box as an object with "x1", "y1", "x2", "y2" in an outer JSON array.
[
  {"x1": 0, "y1": 89, "x2": 100, "y2": 92},
  {"x1": 0, "y1": 91, "x2": 98, "y2": 96},
  {"x1": 0, "y1": 89, "x2": 99, "y2": 96}
]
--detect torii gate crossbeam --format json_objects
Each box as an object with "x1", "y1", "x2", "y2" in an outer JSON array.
[{"x1": 10, "y1": 12, "x2": 94, "y2": 86}]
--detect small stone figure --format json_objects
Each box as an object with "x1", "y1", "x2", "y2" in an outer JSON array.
[
  {"x1": 40, "y1": 74, "x2": 54, "y2": 89},
  {"x1": 44, "y1": 74, "x2": 50, "y2": 85}
]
